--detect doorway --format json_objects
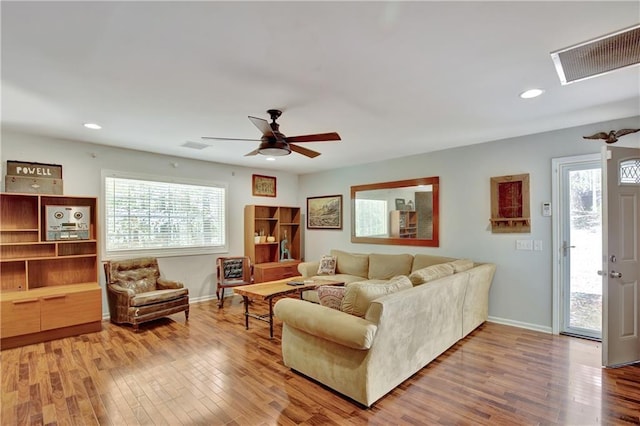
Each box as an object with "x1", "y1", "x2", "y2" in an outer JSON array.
[{"x1": 552, "y1": 154, "x2": 602, "y2": 339}]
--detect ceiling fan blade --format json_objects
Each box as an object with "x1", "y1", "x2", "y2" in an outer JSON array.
[
  {"x1": 285, "y1": 132, "x2": 341, "y2": 143},
  {"x1": 290, "y1": 144, "x2": 321, "y2": 158},
  {"x1": 202, "y1": 136, "x2": 261, "y2": 141},
  {"x1": 244, "y1": 148, "x2": 260, "y2": 156},
  {"x1": 248, "y1": 116, "x2": 276, "y2": 137}
]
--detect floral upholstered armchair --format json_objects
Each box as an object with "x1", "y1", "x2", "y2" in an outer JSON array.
[{"x1": 104, "y1": 257, "x2": 189, "y2": 331}]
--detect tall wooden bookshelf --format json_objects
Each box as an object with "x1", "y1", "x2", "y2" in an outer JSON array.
[
  {"x1": 244, "y1": 205, "x2": 302, "y2": 282},
  {"x1": 0, "y1": 192, "x2": 101, "y2": 349}
]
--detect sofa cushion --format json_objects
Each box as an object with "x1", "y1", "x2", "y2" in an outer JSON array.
[
  {"x1": 367, "y1": 253, "x2": 414, "y2": 279},
  {"x1": 317, "y1": 285, "x2": 346, "y2": 310},
  {"x1": 412, "y1": 254, "x2": 458, "y2": 272},
  {"x1": 341, "y1": 275, "x2": 412, "y2": 317},
  {"x1": 130, "y1": 288, "x2": 189, "y2": 306},
  {"x1": 448, "y1": 259, "x2": 474, "y2": 273},
  {"x1": 409, "y1": 263, "x2": 455, "y2": 285},
  {"x1": 317, "y1": 255, "x2": 337, "y2": 275},
  {"x1": 331, "y1": 249, "x2": 369, "y2": 278}
]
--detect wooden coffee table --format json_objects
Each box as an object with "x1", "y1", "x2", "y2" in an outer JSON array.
[{"x1": 233, "y1": 276, "x2": 344, "y2": 338}]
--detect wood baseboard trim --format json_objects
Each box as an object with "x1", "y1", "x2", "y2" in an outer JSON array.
[{"x1": 1, "y1": 321, "x2": 102, "y2": 350}]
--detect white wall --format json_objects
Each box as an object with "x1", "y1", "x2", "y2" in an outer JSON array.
[
  {"x1": 0, "y1": 131, "x2": 300, "y2": 316},
  {"x1": 297, "y1": 116, "x2": 640, "y2": 332}
]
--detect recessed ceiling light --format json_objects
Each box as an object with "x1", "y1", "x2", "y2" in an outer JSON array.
[
  {"x1": 265, "y1": 157, "x2": 276, "y2": 161},
  {"x1": 519, "y1": 89, "x2": 544, "y2": 99},
  {"x1": 83, "y1": 123, "x2": 102, "y2": 130}
]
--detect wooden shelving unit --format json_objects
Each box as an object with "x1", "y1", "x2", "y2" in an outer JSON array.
[
  {"x1": 390, "y1": 210, "x2": 418, "y2": 238},
  {"x1": 0, "y1": 192, "x2": 101, "y2": 349},
  {"x1": 244, "y1": 205, "x2": 302, "y2": 282}
]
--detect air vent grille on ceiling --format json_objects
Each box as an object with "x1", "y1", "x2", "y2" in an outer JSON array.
[
  {"x1": 550, "y1": 24, "x2": 640, "y2": 85},
  {"x1": 181, "y1": 141, "x2": 210, "y2": 150}
]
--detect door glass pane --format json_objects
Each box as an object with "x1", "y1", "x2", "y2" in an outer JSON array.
[{"x1": 569, "y1": 168, "x2": 602, "y2": 332}]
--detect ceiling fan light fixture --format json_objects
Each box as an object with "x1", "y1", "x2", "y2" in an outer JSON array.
[{"x1": 258, "y1": 140, "x2": 290, "y2": 156}]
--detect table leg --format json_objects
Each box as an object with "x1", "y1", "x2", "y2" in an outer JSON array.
[
  {"x1": 268, "y1": 297, "x2": 274, "y2": 339},
  {"x1": 243, "y1": 295, "x2": 249, "y2": 330}
]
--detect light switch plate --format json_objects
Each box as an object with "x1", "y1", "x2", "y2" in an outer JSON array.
[{"x1": 516, "y1": 240, "x2": 533, "y2": 250}]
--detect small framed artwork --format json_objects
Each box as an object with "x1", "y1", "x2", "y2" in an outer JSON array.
[
  {"x1": 252, "y1": 174, "x2": 276, "y2": 197},
  {"x1": 307, "y1": 195, "x2": 343, "y2": 229},
  {"x1": 489, "y1": 173, "x2": 531, "y2": 233},
  {"x1": 395, "y1": 198, "x2": 405, "y2": 210}
]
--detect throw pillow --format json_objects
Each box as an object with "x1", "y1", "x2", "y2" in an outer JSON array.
[
  {"x1": 317, "y1": 255, "x2": 337, "y2": 275},
  {"x1": 409, "y1": 263, "x2": 454, "y2": 285},
  {"x1": 317, "y1": 285, "x2": 346, "y2": 310},
  {"x1": 448, "y1": 259, "x2": 474, "y2": 273},
  {"x1": 341, "y1": 275, "x2": 413, "y2": 317}
]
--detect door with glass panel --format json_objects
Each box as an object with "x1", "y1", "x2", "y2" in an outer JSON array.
[
  {"x1": 602, "y1": 146, "x2": 640, "y2": 367},
  {"x1": 559, "y1": 159, "x2": 602, "y2": 339}
]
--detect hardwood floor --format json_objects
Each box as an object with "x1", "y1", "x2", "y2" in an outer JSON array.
[{"x1": 2, "y1": 296, "x2": 639, "y2": 425}]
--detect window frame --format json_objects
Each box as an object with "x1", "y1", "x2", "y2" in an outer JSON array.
[{"x1": 101, "y1": 170, "x2": 229, "y2": 259}]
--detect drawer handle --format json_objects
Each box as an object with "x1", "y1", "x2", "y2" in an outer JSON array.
[
  {"x1": 42, "y1": 295, "x2": 67, "y2": 301},
  {"x1": 13, "y1": 298, "x2": 39, "y2": 305}
]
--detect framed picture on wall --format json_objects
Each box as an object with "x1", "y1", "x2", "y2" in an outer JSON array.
[
  {"x1": 252, "y1": 174, "x2": 277, "y2": 197},
  {"x1": 307, "y1": 195, "x2": 343, "y2": 229}
]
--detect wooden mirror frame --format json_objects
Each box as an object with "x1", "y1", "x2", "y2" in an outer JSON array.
[{"x1": 350, "y1": 176, "x2": 439, "y2": 247}]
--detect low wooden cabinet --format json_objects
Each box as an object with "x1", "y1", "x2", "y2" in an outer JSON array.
[
  {"x1": 0, "y1": 297, "x2": 40, "y2": 338},
  {"x1": 1, "y1": 284, "x2": 101, "y2": 341},
  {"x1": 253, "y1": 260, "x2": 302, "y2": 283},
  {"x1": 0, "y1": 192, "x2": 102, "y2": 349}
]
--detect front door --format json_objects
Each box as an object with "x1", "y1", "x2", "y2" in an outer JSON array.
[
  {"x1": 602, "y1": 146, "x2": 640, "y2": 367},
  {"x1": 559, "y1": 158, "x2": 602, "y2": 339}
]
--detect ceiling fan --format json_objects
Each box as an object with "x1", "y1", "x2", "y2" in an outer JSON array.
[{"x1": 202, "y1": 109, "x2": 341, "y2": 158}]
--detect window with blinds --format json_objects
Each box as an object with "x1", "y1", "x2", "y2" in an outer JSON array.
[{"x1": 104, "y1": 174, "x2": 227, "y2": 256}]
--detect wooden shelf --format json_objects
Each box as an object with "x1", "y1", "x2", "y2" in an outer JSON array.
[
  {"x1": 0, "y1": 192, "x2": 101, "y2": 348},
  {"x1": 390, "y1": 210, "x2": 418, "y2": 239},
  {"x1": 245, "y1": 205, "x2": 302, "y2": 270}
]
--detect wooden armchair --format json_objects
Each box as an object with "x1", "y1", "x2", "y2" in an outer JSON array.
[
  {"x1": 216, "y1": 256, "x2": 253, "y2": 308},
  {"x1": 104, "y1": 257, "x2": 189, "y2": 331}
]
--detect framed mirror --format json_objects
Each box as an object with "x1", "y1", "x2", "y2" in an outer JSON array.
[{"x1": 351, "y1": 176, "x2": 439, "y2": 247}]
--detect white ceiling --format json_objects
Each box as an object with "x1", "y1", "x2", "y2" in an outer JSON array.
[{"x1": 2, "y1": 1, "x2": 639, "y2": 174}]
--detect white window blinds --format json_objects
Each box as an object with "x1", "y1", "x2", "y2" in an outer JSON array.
[{"x1": 104, "y1": 175, "x2": 226, "y2": 255}]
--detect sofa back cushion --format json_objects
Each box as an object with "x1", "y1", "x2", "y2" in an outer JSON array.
[
  {"x1": 412, "y1": 254, "x2": 458, "y2": 272},
  {"x1": 341, "y1": 275, "x2": 413, "y2": 317},
  {"x1": 331, "y1": 249, "x2": 369, "y2": 278},
  {"x1": 409, "y1": 263, "x2": 455, "y2": 285},
  {"x1": 367, "y1": 253, "x2": 414, "y2": 279}
]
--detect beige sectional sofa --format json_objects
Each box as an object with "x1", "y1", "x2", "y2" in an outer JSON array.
[{"x1": 273, "y1": 250, "x2": 496, "y2": 407}]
